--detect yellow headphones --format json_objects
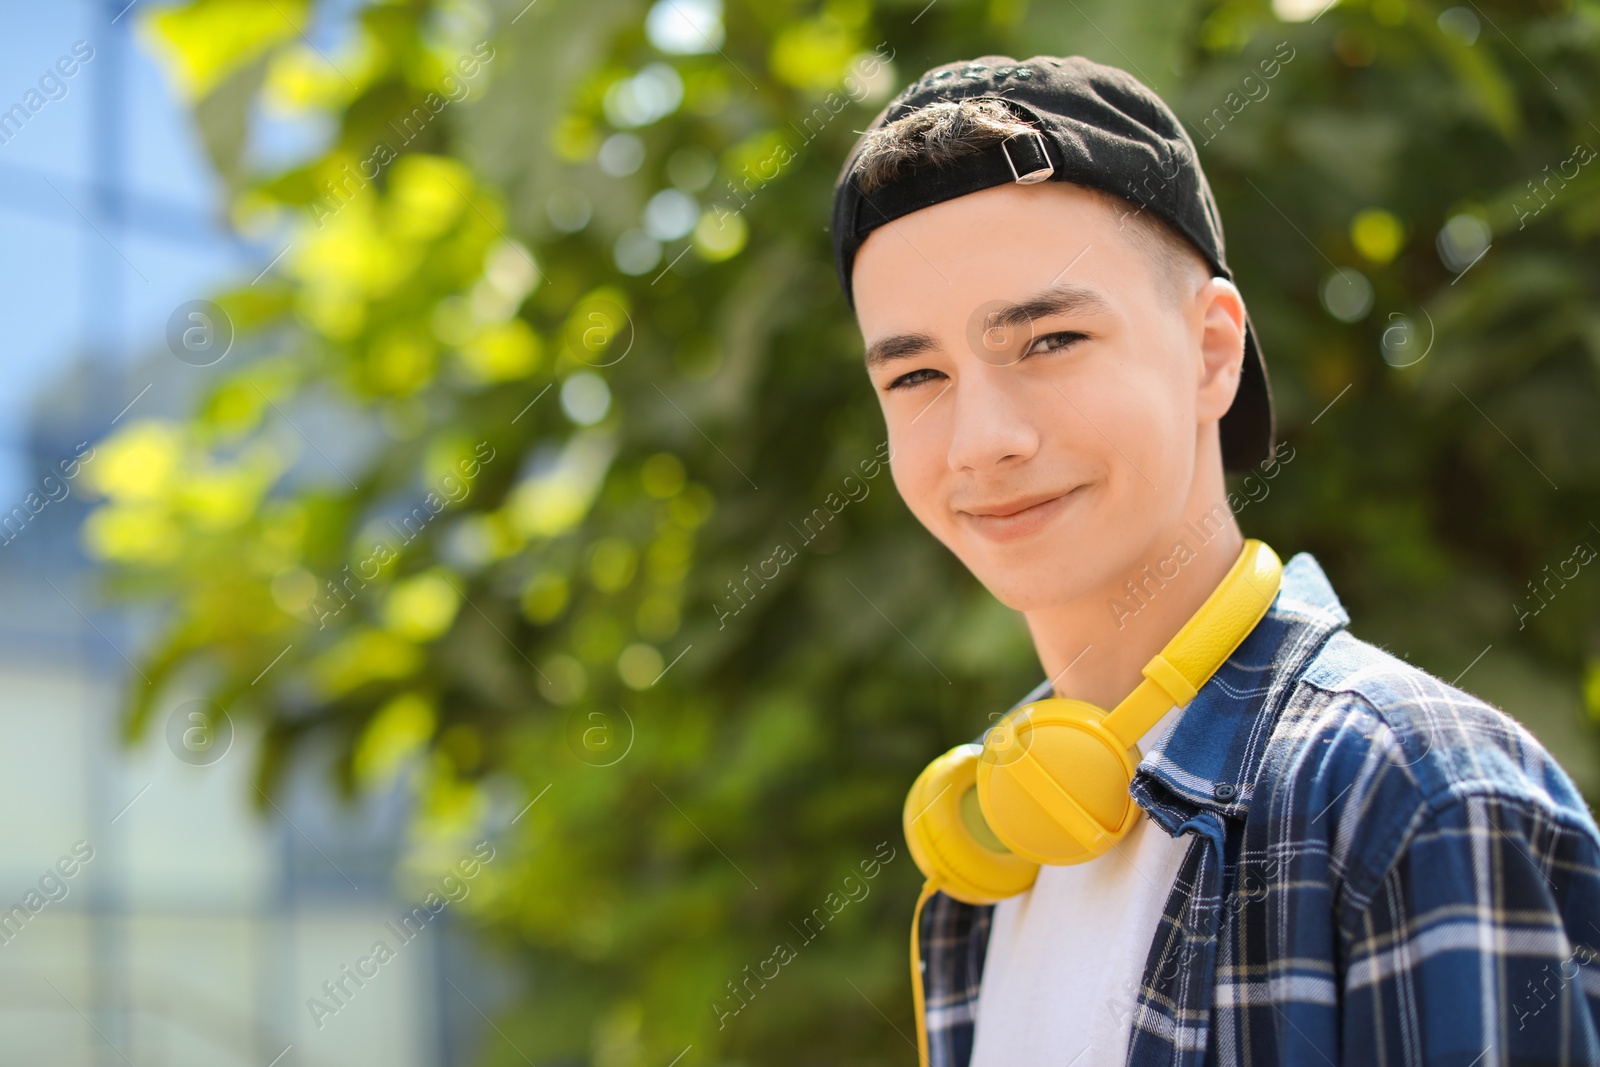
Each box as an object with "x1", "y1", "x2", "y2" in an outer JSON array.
[
  {"x1": 904, "y1": 539, "x2": 1282, "y2": 1067},
  {"x1": 903, "y1": 539, "x2": 1283, "y2": 906}
]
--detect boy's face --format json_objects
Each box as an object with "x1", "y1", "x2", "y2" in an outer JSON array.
[{"x1": 852, "y1": 181, "x2": 1246, "y2": 611}]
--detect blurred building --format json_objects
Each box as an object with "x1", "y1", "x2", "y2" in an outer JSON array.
[{"x1": 0, "y1": 3, "x2": 508, "y2": 1065}]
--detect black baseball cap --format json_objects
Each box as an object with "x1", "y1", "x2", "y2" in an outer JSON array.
[{"x1": 830, "y1": 54, "x2": 1274, "y2": 472}]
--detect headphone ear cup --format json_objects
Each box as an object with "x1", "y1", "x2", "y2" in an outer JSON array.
[
  {"x1": 904, "y1": 744, "x2": 1040, "y2": 905},
  {"x1": 977, "y1": 700, "x2": 1141, "y2": 866}
]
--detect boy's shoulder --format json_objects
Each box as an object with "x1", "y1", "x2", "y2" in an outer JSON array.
[
  {"x1": 1292, "y1": 628, "x2": 1589, "y2": 816},
  {"x1": 1258, "y1": 623, "x2": 1600, "y2": 894}
]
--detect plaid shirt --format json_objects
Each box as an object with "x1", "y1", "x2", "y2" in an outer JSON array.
[{"x1": 919, "y1": 551, "x2": 1600, "y2": 1066}]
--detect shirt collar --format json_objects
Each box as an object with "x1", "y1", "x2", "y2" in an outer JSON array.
[
  {"x1": 998, "y1": 551, "x2": 1350, "y2": 832},
  {"x1": 1129, "y1": 550, "x2": 1349, "y2": 832}
]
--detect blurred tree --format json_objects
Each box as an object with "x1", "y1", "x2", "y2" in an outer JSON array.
[{"x1": 80, "y1": 0, "x2": 1600, "y2": 1062}]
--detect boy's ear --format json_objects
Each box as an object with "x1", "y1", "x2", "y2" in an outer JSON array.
[{"x1": 1195, "y1": 276, "x2": 1247, "y2": 423}]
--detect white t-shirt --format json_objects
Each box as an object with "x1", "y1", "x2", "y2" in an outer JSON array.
[{"x1": 969, "y1": 704, "x2": 1191, "y2": 1067}]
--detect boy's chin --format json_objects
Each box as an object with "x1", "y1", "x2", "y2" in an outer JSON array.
[
  {"x1": 959, "y1": 537, "x2": 1129, "y2": 613},
  {"x1": 969, "y1": 566, "x2": 1079, "y2": 614}
]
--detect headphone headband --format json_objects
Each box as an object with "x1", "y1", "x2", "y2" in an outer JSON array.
[{"x1": 1101, "y1": 539, "x2": 1282, "y2": 748}]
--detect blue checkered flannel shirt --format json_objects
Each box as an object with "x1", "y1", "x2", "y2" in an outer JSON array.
[{"x1": 918, "y1": 551, "x2": 1600, "y2": 1066}]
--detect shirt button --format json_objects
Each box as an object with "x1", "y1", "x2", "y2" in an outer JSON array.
[{"x1": 1213, "y1": 783, "x2": 1237, "y2": 802}]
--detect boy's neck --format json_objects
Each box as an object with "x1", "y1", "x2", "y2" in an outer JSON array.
[{"x1": 1022, "y1": 503, "x2": 1245, "y2": 714}]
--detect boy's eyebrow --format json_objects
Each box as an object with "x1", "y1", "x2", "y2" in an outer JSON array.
[
  {"x1": 985, "y1": 282, "x2": 1114, "y2": 331},
  {"x1": 863, "y1": 331, "x2": 938, "y2": 370},
  {"x1": 862, "y1": 283, "x2": 1113, "y2": 369}
]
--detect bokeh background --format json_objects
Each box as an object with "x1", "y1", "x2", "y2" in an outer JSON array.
[{"x1": 1, "y1": 0, "x2": 1597, "y2": 1063}]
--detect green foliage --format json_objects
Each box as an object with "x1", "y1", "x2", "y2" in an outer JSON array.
[{"x1": 86, "y1": 0, "x2": 1600, "y2": 1062}]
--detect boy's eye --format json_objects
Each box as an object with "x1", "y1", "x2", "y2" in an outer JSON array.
[
  {"x1": 1023, "y1": 330, "x2": 1088, "y2": 356},
  {"x1": 887, "y1": 367, "x2": 944, "y2": 391}
]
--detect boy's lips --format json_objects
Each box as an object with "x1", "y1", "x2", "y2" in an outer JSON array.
[
  {"x1": 960, "y1": 487, "x2": 1076, "y2": 517},
  {"x1": 958, "y1": 484, "x2": 1087, "y2": 541}
]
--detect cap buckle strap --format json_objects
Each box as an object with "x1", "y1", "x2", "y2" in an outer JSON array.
[{"x1": 1001, "y1": 130, "x2": 1054, "y2": 184}]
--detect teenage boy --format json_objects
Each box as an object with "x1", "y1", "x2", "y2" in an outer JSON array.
[{"x1": 829, "y1": 55, "x2": 1600, "y2": 1067}]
